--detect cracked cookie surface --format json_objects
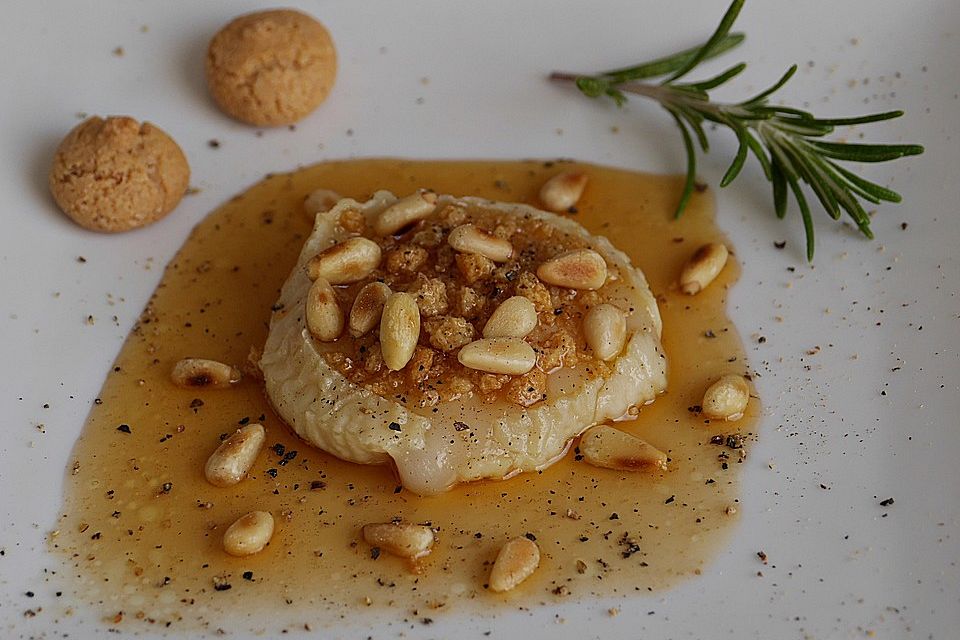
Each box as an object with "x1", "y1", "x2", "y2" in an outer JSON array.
[
  {"x1": 48, "y1": 115, "x2": 190, "y2": 232},
  {"x1": 205, "y1": 9, "x2": 337, "y2": 126}
]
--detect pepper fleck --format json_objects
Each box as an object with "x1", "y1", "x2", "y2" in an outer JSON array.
[
  {"x1": 619, "y1": 534, "x2": 640, "y2": 559},
  {"x1": 725, "y1": 434, "x2": 744, "y2": 449}
]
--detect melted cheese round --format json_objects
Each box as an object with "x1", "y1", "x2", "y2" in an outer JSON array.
[{"x1": 260, "y1": 191, "x2": 667, "y2": 494}]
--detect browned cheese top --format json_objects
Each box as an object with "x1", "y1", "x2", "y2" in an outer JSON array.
[{"x1": 319, "y1": 200, "x2": 620, "y2": 409}]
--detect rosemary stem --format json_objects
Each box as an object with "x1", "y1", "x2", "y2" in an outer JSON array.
[
  {"x1": 551, "y1": 74, "x2": 727, "y2": 120},
  {"x1": 546, "y1": 0, "x2": 922, "y2": 260},
  {"x1": 548, "y1": 72, "x2": 581, "y2": 83}
]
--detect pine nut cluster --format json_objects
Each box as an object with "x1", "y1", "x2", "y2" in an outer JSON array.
[{"x1": 304, "y1": 190, "x2": 637, "y2": 409}]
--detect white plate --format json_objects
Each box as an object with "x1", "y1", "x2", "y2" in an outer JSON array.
[{"x1": 2, "y1": 1, "x2": 957, "y2": 638}]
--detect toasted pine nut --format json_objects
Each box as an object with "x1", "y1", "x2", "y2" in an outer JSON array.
[
  {"x1": 579, "y1": 424, "x2": 668, "y2": 472},
  {"x1": 701, "y1": 374, "x2": 750, "y2": 420},
  {"x1": 170, "y1": 358, "x2": 241, "y2": 389},
  {"x1": 373, "y1": 190, "x2": 438, "y2": 235},
  {"x1": 457, "y1": 338, "x2": 536, "y2": 375},
  {"x1": 380, "y1": 292, "x2": 421, "y2": 370},
  {"x1": 448, "y1": 224, "x2": 514, "y2": 262},
  {"x1": 303, "y1": 189, "x2": 341, "y2": 215},
  {"x1": 539, "y1": 170, "x2": 589, "y2": 213},
  {"x1": 306, "y1": 237, "x2": 382, "y2": 284},
  {"x1": 537, "y1": 249, "x2": 608, "y2": 290},
  {"x1": 204, "y1": 423, "x2": 266, "y2": 487},
  {"x1": 349, "y1": 282, "x2": 392, "y2": 338},
  {"x1": 680, "y1": 243, "x2": 729, "y2": 295},
  {"x1": 482, "y1": 296, "x2": 538, "y2": 338},
  {"x1": 583, "y1": 304, "x2": 627, "y2": 361},
  {"x1": 489, "y1": 537, "x2": 540, "y2": 592},
  {"x1": 306, "y1": 277, "x2": 344, "y2": 342},
  {"x1": 223, "y1": 511, "x2": 274, "y2": 557},
  {"x1": 362, "y1": 522, "x2": 435, "y2": 560}
]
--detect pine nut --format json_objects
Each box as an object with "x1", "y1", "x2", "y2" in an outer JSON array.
[
  {"x1": 482, "y1": 296, "x2": 538, "y2": 339},
  {"x1": 537, "y1": 249, "x2": 607, "y2": 290},
  {"x1": 701, "y1": 374, "x2": 750, "y2": 420},
  {"x1": 457, "y1": 338, "x2": 536, "y2": 375},
  {"x1": 349, "y1": 282, "x2": 391, "y2": 338},
  {"x1": 489, "y1": 537, "x2": 540, "y2": 592},
  {"x1": 448, "y1": 224, "x2": 513, "y2": 262},
  {"x1": 680, "y1": 243, "x2": 729, "y2": 295},
  {"x1": 539, "y1": 170, "x2": 588, "y2": 213},
  {"x1": 204, "y1": 423, "x2": 266, "y2": 487},
  {"x1": 380, "y1": 292, "x2": 421, "y2": 370},
  {"x1": 373, "y1": 190, "x2": 438, "y2": 235},
  {"x1": 306, "y1": 277, "x2": 344, "y2": 342},
  {"x1": 303, "y1": 188, "x2": 341, "y2": 215},
  {"x1": 583, "y1": 304, "x2": 627, "y2": 361},
  {"x1": 223, "y1": 511, "x2": 275, "y2": 557},
  {"x1": 170, "y1": 358, "x2": 241, "y2": 389},
  {"x1": 362, "y1": 522, "x2": 435, "y2": 560},
  {"x1": 579, "y1": 424, "x2": 668, "y2": 472},
  {"x1": 306, "y1": 237, "x2": 382, "y2": 284}
]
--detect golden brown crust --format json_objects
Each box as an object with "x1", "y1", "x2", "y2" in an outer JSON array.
[
  {"x1": 48, "y1": 116, "x2": 190, "y2": 232},
  {"x1": 205, "y1": 9, "x2": 337, "y2": 126}
]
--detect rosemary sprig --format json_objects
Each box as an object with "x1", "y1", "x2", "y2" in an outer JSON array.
[{"x1": 549, "y1": 0, "x2": 923, "y2": 260}]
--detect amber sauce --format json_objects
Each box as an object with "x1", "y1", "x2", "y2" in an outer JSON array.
[{"x1": 52, "y1": 160, "x2": 758, "y2": 633}]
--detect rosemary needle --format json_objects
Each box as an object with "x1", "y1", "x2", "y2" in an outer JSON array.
[{"x1": 549, "y1": 0, "x2": 923, "y2": 260}]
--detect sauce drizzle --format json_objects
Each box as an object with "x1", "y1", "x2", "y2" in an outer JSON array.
[{"x1": 53, "y1": 159, "x2": 757, "y2": 633}]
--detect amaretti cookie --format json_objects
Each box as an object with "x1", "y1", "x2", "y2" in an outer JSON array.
[
  {"x1": 48, "y1": 116, "x2": 190, "y2": 232},
  {"x1": 205, "y1": 9, "x2": 337, "y2": 126}
]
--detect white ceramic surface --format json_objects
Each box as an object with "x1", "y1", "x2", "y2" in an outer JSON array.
[{"x1": 1, "y1": 1, "x2": 957, "y2": 638}]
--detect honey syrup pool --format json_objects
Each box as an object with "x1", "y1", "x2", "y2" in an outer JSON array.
[{"x1": 52, "y1": 159, "x2": 759, "y2": 634}]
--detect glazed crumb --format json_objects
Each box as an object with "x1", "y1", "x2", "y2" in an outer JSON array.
[{"x1": 320, "y1": 202, "x2": 615, "y2": 408}]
